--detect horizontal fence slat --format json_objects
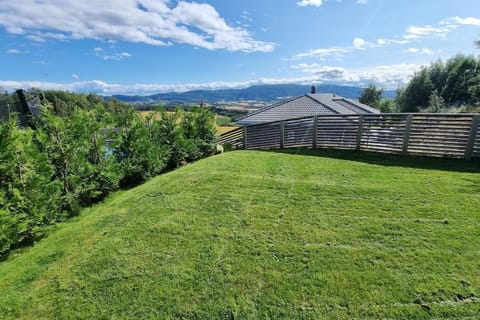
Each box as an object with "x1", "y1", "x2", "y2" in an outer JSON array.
[{"x1": 219, "y1": 113, "x2": 480, "y2": 159}]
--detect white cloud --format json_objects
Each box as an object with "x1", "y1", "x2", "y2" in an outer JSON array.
[
  {"x1": 421, "y1": 48, "x2": 433, "y2": 54},
  {"x1": 297, "y1": 0, "x2": 367, "y2": 7},
  {"x1": 441, "y1": 16, "x2": 480, "y2": 26},
  {"x1": 93, "y1": 48, "x2": 132, "y2": 61},
  {"x1": 292, "y1": 47, "x2": 352, "y2": 60},
  {"x1": 405, "y1": 16, "x2": 480, "y2": 42},
  {"x1": 292, "y1": 37, "x2": 389, "y2": 60},
  {"x1": 0, "y1": 79, "x2": 282, "y2": 95},
  {"x1": 6, "y1": 26, "x2": 23, "y2": 34},
  {"x1": 292, "y1": 16, "x2": 477, "y2": 61},
  {"x1": 352, "y1": 37, "x2": 367, "y2": 48},
  {"x1": 0, "y1": 63, "x2": 420, "y2": 95},
  {"x1": 103, "y1": 52, "x2": 132, "y2": 61},
  {"x1": 406, "y1": 47, "x2": 439, "y2": 55},
  {"x1": 6, "y1": 48, "x2": 23, "y2": 54},
  {"x1": 240, "y1": 11, "x2": 252, "y2": 24},
  {"x1": 291, "y1": 63, "x2": 421, "y2": 88},
  {"x1": 0, "y1": 0, "x2": 274, "y2": 52},
  {"x1": 72, "y1": 74, "x2": 79, "y2": 79},
  {"x1": 404, "y1": 25, "x2": 451, "y2": 40},
  {"x1": 376, "y1": 38, "x2": 410, "y2": 45},
  {"x1": 0, "y1": 79, "x2": 259, "y2": 95},
  {"x1": 297, "y1": 0, "x2": 324, "y2": 7}
]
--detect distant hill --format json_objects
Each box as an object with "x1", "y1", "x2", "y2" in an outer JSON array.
[{"x1": 111, "y1": 84, "x2": 396, "y2": 104}]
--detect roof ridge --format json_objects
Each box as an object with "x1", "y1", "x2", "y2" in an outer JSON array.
[
  {"x1": 235, "y1": 95, "x2": 304, "y2": 122},
  {"x1": 339, "y1": 97, "x2": 377, "y2": 113},
  {"x1": 305, "y1": 94, "x2": 340, "y2": 114}
]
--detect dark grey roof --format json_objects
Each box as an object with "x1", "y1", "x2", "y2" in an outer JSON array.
[{"x1": 237, "y1": 93, "x2": 379, "y2": 125}]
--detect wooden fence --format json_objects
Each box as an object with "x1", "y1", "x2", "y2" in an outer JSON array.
[{"x1": 219, "y1": 113, "x2": 480, "y2": 160}]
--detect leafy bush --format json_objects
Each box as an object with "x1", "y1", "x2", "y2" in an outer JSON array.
[
  {"x1": 396, "y1": 55, "x2": 480, "y2": 112},
  {"x1": 0, "y1": 95, "x2": 218, "y2": 257},
  {"x1": 0, "y1": 115, "x2": 62, "y2": 253},
  {"x1": 112, "y1": 108, "x2": 170, "y2": 187}
]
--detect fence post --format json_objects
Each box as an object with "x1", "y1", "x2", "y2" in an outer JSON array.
[
  {"x1": 312, "y1": 115, "x2": 318, "y2": 149},
  {"x1": 356, "y1": 115, "x2": 364, "y2": 151},
  {"x1": 465, "y1": 115, "x2": 480, "y2": 160},
  {"x1": 402, "y1": 114, "x2": 413, "y2": 156},
  {"x1": 280, "y1": 121, "x2": 285, "y2": 149},
  {"x1": 243, "y1": 126, "x2": 248, "y2": 149}
]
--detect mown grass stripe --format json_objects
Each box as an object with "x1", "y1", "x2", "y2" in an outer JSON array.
[{"x1": 0, "y1": 149, "x2": 479, "y2": 319}]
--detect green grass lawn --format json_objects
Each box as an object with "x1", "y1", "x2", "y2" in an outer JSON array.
[
  {"x1": 215, "y1": 115, "x2": 234, "y2": 126},
  {"x1": 1, "y1": 149, "x2": 480, "y2": 319}
]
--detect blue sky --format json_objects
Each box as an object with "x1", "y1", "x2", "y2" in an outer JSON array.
[{"x1": 1, "y1": 0, "x2": 479, "y2": 95}]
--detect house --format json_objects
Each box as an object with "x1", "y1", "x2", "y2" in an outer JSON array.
[{"x1": 236, "y1": 87, "x2": 379, "y2": 126}]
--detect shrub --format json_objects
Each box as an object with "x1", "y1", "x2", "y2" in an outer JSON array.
[
  {"x1": 0, "y1": 96, "x2": 218, "y2": 257},
  {"x1": 0, "y1": 115, "x2": 62, "y2": 253}
]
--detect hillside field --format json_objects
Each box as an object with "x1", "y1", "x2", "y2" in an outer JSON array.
[
  {"x1": 0, "y1": 149, "x2": 479, "y2": 319},
  {"x1": 138, "y1": 110, "x2": 238, "y2": 134}
]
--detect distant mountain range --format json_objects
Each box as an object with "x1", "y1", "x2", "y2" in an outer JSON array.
[{"x1": 110, "y1": 84, "x2": 396, "y2": 104}]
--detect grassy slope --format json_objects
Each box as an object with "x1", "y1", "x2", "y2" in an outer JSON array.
[{"x1": 1, "y1": 150, "x2": 480, "y2": 319}]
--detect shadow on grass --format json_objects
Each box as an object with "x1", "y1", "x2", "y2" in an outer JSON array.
[{"x1": 258, "y1": 147, "x2": 480, "y2": 173}]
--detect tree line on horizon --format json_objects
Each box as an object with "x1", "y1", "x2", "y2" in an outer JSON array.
[
  {"x1": 360, "y1": 54, "x2": 480, "y2": 113},
  {"x1": 0, "y1": 91, "x2": 218, "y2": 257}
]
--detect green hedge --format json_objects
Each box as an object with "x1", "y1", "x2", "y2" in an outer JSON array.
[{"x1": 0, "y1": 104, "x2": 218, "y2": 256}]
